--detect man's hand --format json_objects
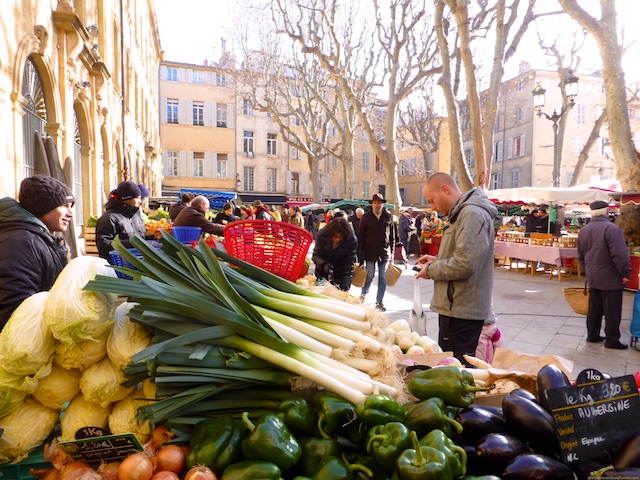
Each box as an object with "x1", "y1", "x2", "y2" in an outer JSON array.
[
  {"x1": 414, "y1": 262, "x2": 432, "y2": 280},
  {"x1": 416, "y1": 254, "x2": 437, "y2": 264},
  {"x1": 623, "y1": 277, "x2": 630, "y2": 284}
]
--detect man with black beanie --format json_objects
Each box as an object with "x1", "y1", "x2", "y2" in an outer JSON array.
[
  {"x1": 0, "y1": 174, "x2": 75, "y2": 327},
  {"x1": 95, "y1": 181, "x2": 142, "y2": 262}
]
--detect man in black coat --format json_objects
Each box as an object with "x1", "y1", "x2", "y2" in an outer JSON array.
[
  {"x1": 578, "y1": 200, "x2": 631, "y2": 349},
  {"x1": 0, "y1": 175, "x2": 75, "y2": 326},
  {"x1": 357, "y1": 194, "x2": 398, "y2": 311}
]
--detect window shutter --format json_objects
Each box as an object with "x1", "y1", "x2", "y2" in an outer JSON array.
[
  {"x1": 160, "y1": 65, "x2": 167, "y2": 80},
  {"x1": 187, "y1": 152, "x2": 194, "y2": 177},
  {"x1": 179, "y1": 151, "x2": 187, "y2": 177},
  {"x1": 160, "y1": 98, "x2": 167, "y2": 123},
  {"x1": 228, "y1": 154, "x2": 234, "y2": 180},
  {"x1": 286, "y1": 172, "x2": 292, "y2": 193},
  {"x1": 520, "y1": 135, "x2": 525, "y2": 157},
  {"x1": 185, "y1": 100, "x2": 193, "y2": 125},
  {"x1": 507, "y1": 137, "x2": 513, "y2": 159},
  {"x1": 204, "y1": 102, "x2": 212, "y2": 127},
  {"x1": 186, "y1": 69, "x2": 193, "y2": 83},
  {"x1": 178, "y1": 99, "x2": 186, "y2": 124},
  {"x1": 227, "y1": 103, "x2": 234, "y2": 129},
  {"x1": 161, "y1": 150, "x2": 168, "y2": 174},
  {"x1": 178, "y1": 68, "x2": 185, "y2": 82}
]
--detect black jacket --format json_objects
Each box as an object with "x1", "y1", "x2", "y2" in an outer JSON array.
[
  {"x1": 312, "y1": 226, "x2": 357, "y2": 290},
  {"x1": 0, "y1": 198, "x2": 68, "y2": 327},
  {"x1": 357, "y1": 208, "x2": 397, "y2": 262},
  {"x1": 96, "y1": 198, "x2": 140, "y2": 262}
]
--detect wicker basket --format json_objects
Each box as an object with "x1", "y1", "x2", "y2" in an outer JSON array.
[
  {"x1": 563, "y1": 283, "x2": 589, "y2": 315},
  {"x1": 223, "y1": 220, "x2": 313, "y2": 282}
]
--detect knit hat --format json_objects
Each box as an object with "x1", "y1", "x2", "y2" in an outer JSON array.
[
  {"x1": 19, "y1": 175, "x2": 74, "y2": 218},
  {"x1": 115, "y1": 181, "x2": 141, "y2": 201},
  {"x1": 138, "y1": 183, "x2": 150, "y2": 198},
  {"x1": 590, "y1": 200, "x2": 609, "y2": 211}
]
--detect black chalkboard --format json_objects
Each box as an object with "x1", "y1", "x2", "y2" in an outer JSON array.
[
  {"x1": 546, "y1": 368, "x2": 640, "y2": 463},
  {"x1": 60, "y1": 428, "x2": 144, "y2": 467}
]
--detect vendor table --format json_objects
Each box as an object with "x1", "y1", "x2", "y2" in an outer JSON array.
[{"x1": 494, "y1": 240, "x2": 580, "y2": 281}]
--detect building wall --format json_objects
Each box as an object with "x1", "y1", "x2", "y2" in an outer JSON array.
[{"x1": 0, "y1": 0, "x2": 161, "y2": 245}]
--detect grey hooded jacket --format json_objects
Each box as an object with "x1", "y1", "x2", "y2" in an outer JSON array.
[{"x1": 427, "y1": 187, "x2": 498, "y2": 321}]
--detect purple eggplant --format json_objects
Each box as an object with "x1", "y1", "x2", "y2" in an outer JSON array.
[
  {"x1": 475, "y1": 433, "x2": 531, "y2": 475},
  {"x1": 614, "y1": 433, "x2": 640, "y2": 468},
  {"x1": 503, "y1": 453, "x2": 574, "y2": 480},
  {"x1": 509, "y1": 388, "x2": 539, "y2": 404},
  {"x1": 456, "y1": 404, "x2": 509, "y2": 445},
  {"x1": 502, "y1": 393, "x2": 559, "y2": 456},
  {"x1": 536, "y1": 364, "x2": 571, "y2": 413}
]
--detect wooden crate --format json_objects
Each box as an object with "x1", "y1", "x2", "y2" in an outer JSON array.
[{"x1": 83, "y1": 226, "x2": 99, "y2": 256}]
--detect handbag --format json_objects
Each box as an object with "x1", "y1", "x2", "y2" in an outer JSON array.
[
  {"x1": 409, "y1": 278, "x2": 427, "y2": 336},
  {"x1": 393, "y1": 243, "x2": 407, "y2": 263},
  {"x1": 352, "y1": 263, "x2": 367, "y2": 288},
  {"x1": 386, "y1": 263, "x2": 403, "y2": 287},
  {"x1": 563, "y1": 282, "x2": 589, "y2": 315}
]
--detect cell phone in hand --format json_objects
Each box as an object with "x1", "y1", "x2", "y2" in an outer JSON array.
[{"x1": 412, "y1": 265, "x2": 423, "y2": 272}]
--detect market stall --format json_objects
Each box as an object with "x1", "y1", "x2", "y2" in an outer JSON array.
[{"x1": 494, "y1": 239, "x2": 580, "y2": 280}]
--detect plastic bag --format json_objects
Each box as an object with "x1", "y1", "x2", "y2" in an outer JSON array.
[{"x1": 409, "y1": 278, "x2": 427, "y2": 335}]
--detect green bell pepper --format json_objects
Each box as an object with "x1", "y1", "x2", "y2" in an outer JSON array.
[
  {"x1": 356, "y1": 394, "x2": 406, "y2": 427},
  {"x1": 279, "y1": 396, "x2": 318, "y2": 438},
  {"x1": 240, "y1": 411, "x2": 301, "y2": 472},
  {"x1": 343, "y1": 452, "x2": 392, "y2": 480},
  {"x1": 310, "y1": 391, "x2": 365, "y2": 443},
  {"x1": 220, "y1": 459, "x2": 283, "y2": 480},
  {"x1": 394, "y1": 431, "x2": 453, "y2": 480},
  {"x1": 186, "y1": 414, "x2": 245, "y2": 474},
  {"x1": 404, "y1": 397, "x2": 463, "y2": 439},
  {"x1": 309, "y1": 455, "x2": 374, "y2": 480},
  {"x1": 365, "y1": 421, "x2": 413, "y2": 471},
  {"x1": 298, "y1": 437, "x2": 341, "y2": 476},
  {"x1": 419, "y1": 428, "x2": 467, "y2": 478},
  {"x1": 407, "y1": 366, "x2": 490, "y2": 407}
]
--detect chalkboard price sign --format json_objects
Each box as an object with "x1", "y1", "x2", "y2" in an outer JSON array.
[
  {"x1": 546, "y1": 369, "x2": 640, "y2": 463},
  {"x1": 60, "y1": 428, "x2": 143, "y2": 467}
]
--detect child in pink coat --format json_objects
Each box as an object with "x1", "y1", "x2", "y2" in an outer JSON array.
[{"x1": 476, "y1": 306, "x2": 505, "y2": 364}]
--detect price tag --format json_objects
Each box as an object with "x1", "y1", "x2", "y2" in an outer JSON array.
[
  {"x1": 546, "y1": 369, "x2": 640, "y2": 463},
  {"x1": 60, "y1": 427, "x2": 143, "y2": 467}
]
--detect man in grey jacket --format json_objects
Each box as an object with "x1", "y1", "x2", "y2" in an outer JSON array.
[
  {"x1": 415, "y1": 173, "x2": 498, "y2": 364},
  {"x1": 578, "y1": 200, "x2": 630, "y2": 349}
]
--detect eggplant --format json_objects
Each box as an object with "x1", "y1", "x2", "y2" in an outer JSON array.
[
  {"x1": 502, "y1": 393, "x2": 559, "y2": 456},
  {"x1": 568, "y1": 459, "x2": 606, "y2": 480},
  {"x1": 464, "y1": 444, "x2": 481, "y2": 475},
  {"x1": 456, "y1": 404, "x2": 509, "y2": 445},
  {"x1": 509, "y1": 388, "x2": 539, "y2": 403},
  {"x1": 474, "y1": 433, "x2": 531, "y2": 475},
  {"x1": 503, "y1": 453, "x2": 574, "y2": 480},
  {"x1": 614, "y1": 432, "x2": 640, "y2": 468},
  {"x1": 602, "y1": 468, "x2": 640, "y2": 478},
  {"x1": 536, "y1": 364, "x2": 571, "y2": 412}
]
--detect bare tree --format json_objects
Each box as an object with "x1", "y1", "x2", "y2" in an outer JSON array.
[
  {"x1": 558, "y1": 0, "x2": 639, "y2": 190},
  {"x1": 435, "y1": 0, "x2": 549, "y2": 190},
  {"x1": 272, "y1": 0, "x2": 440, "y2": 209},
  {"x1": 398, "y1": 81, "x2": 443, "y2": 178}
]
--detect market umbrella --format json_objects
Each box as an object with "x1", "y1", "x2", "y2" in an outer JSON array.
[{"x1": 44, "y1": 136, "x2": 77, "y2": 258}]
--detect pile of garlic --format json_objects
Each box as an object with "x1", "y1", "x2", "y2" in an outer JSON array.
[{"x1": 384, "y1": 319, "x2": 443, "y2": 355}]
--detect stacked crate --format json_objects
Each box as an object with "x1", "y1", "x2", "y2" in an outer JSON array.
[{"x1": 84, "y1": 227, "x2": 99, "y2": 256}]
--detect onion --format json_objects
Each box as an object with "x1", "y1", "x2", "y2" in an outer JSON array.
[
  {"x1": 151, "y1": 472, "x2": 180, "y2": 480},
  {"x1": 183, "y1": 466, "x2": 217, "y2": 480},
  {"x1": 97, "y1": 461, "x2": 121, "y2": 480},
  {"x1": 58, "y1": 461, "x2": 102, "y2": 480},
  {"x1": 155, "y1": 444, "x2": 186, "y2": 474},
  {"x1": 118, "y1": 452, "x2": 154, "y2": 480}
]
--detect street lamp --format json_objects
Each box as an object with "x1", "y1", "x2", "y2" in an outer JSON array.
[{"x1": 532, "y1": 70, "x2": 579, "y2": 188}]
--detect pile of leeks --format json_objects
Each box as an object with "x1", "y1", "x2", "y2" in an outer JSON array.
[{"x1": 84, "y1": 234, "x2": 399, "y2": 432}]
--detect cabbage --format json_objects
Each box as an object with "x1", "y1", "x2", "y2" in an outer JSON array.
[
  {"x1": 79, "y1": 357, "x2": 134, "y2": 408},
  {"x1": 54, "y1": 330, "x2": 109, "y2": 371},
  {"x1": 44, "y1": 256, "x2": 118, "y2": 345},
  {"x1": 60, "y1": 393, "x2": 112, "y2": 442},
  {"x1": 107, "y1": 302, "x2": 151, "y2": 370},
  {"x1": 108, "y1": 388, "x2": 151, "y2": 444},
  {"x1": 0, "y1": 364, "x2": 52, "y2": 419},
  {"x1": 0, "y1": 292, "x2": 56, "y2": 376},
  {"x1": 0, "y1": 397, "x2": 59, "y2": 464},
  {"x1": 33, "y1": 364, "x2": 81, "y2": 409}
]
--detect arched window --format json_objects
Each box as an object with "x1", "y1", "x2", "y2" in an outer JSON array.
[
  {"x1": 21, "y1": 57, "x2": 47, "y2": 178},
  {"x1": 73, "y1": 112, "x2": 84, "y2": 225}
]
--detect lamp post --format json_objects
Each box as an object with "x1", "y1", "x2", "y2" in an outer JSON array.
[{"x1": 532, "y1": 70, "x2": 579, "y2": 188}]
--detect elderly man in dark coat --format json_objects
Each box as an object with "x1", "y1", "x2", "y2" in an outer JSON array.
[{"x1": 578, "y1": 200, "x2": 631, "y2": 349}]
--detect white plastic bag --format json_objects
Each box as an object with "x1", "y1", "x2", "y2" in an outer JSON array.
[{"x1": 409, "y1": 278, "x2": 427, "y2": 336}]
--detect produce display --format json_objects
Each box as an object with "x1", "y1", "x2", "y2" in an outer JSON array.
[{"x1": 2, "y1": 234, "x2": 640, "y2": 479}]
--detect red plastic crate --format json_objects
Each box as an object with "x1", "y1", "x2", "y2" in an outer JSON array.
[{"x1": 223, "y1": 220, "x2": 313, "y2": 282}]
